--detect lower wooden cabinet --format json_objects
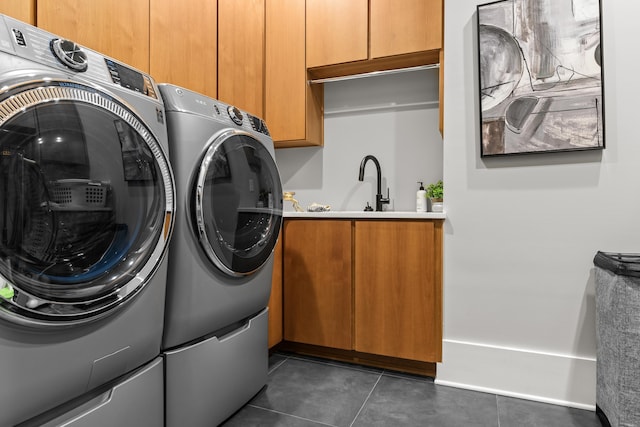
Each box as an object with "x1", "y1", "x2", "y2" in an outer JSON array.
[
  {"x1": 268, "y1": 230, "x2": 283, "y2": 348},
  {"x1": 354, "y1": 220, "x2": 442, "y2": 362},
  {"x1": 281, "y1": 218, "x2": 443, "y2": 366},
  {"x1": 283, "y1": 220, "x2": 352, "y2": 350}
]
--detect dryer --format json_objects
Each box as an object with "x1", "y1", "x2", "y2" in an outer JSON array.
[
  {"x1": 0, "y1": 15, "x2": 174, "y2": 426},
  {"x1": 159, "y1": 84, "x2": 283, "y2": 427}
]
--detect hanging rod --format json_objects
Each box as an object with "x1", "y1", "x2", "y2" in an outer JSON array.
[
  {"x1": 324, "y1": 101, "x2": 440, "y2": 116},
  {"x1": 308, "y1": 63, "x2": 440, "y2": 84}
]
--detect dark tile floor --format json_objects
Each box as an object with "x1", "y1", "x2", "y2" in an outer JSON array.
[{"x1": 222, "y1": 353, "x2": 602, "y2": 427}]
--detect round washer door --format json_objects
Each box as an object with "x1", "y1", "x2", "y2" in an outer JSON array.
[
  {"x1": 0, "y1": 78, "x2": 175, "y2": 327},
  {"x1": 194, "y1": 129, "x2": 282, "y2": 277}
]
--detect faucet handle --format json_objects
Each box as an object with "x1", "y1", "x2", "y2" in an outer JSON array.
[{"x1": 380, "y1": 188, "x2": 390, "y2": 204}]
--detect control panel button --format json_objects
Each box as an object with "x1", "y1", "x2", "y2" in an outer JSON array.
[
  {"x1": 12, "y1": 29, "x2": 26, "y2": 47},
  {"x1": 248, "y1": 115, "x2": 271, "y2": 136},
  {"x1": 227, "y1": 106, "x2": 243, "y2": 126},
  {"x1": 50, "y1": 38, "x2": 88, "y2": 72}
]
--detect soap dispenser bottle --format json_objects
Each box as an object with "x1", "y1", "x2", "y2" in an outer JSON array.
[{"x1": 416, "y1": 181, "x2": 427, "y2": 212}]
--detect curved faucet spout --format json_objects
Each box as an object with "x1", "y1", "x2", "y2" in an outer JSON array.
[
  {"x1": 358, "y1": 155, "x2": 382, "y2": 195},
  {"x1": 358, "y1": 155, "x2": 389, "y2": 211}
]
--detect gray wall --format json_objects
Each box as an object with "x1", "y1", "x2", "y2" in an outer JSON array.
[
  {"x1": 438, "y1": 0, "x2": 640, "y2": 410},
  {"x1": 275, "y1": 68, "x2": 443, "y2": 212}
]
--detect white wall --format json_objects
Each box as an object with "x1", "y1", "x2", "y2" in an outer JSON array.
[
  {"x1": 438, "y1": 0, "x2": 640, "y2": 409},
  {"x1": 275, "y1": 68, "x2": 443, "y2": 212}
]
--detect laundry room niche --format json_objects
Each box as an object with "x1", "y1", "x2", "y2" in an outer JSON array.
[{"x1": 275, "y1": 68, "x2": 443, "y2": 212}]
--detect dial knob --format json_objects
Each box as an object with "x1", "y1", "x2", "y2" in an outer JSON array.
[
  {"x1": 227, "y1": 106, "x2": 243, "y2": 126},
  {"x1": 50, "y1": 38, "x2": 88, "y2": 72}
]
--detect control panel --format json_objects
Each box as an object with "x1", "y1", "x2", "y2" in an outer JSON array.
[
  {"x1": 0, "y1": 14, "x2": 158, "y2": 100},
  {"x1": 247, "y1": 114, "x2": 270, "y2": 137},
  {"x1": 227, "y1": 106, "x2": 244, "y2": 126},
  {"x1": 104, "y1": 59, "x2": 158, "y2": 99},
  {"x1": 161, "y1": 84, "x2": 272, "y2": 138}
]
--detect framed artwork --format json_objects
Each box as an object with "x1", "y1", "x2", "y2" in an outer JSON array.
[{"x1": 477, "y1": 0, "x2": 604, "y2": 156}]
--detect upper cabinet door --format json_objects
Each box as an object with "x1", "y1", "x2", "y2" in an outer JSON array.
[
  {"x1": 0, "y1": 0, "x2": 36, "y2": 24},
  {"x1": 266, "y1": 0, "x2": 306, "y2": 141},
  {"x1": 265, "y1": 0, "x2": 323, "y2": 147},
  {"x1": 370, "y1": 0, "x2": 443, "y2": 59},
  {"x1": 37, "y1": 0, "x2": 150, "y2": 72},
  {"x1": 150, "y1": 0, "x2": 217, "y2": 99},
  {"x1": 306, "y1": 0, "x2": 368, "y2": 69},
  {"x1": 218, "y1": 0, "x2": 264, "y2": 117}
]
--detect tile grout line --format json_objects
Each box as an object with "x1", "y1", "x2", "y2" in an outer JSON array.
[
  {"x1": 496, "y1": 394, "x2": 501, "y2": 427},
  {"x1": 246, "y1": 405, "x2": 338, "y2": 427},
  {"x1": 268, "y1": 355, "x2": 289, "y2": 375},
  {"x1": 348, "y1": 372, "x2": 383, "y2": 427}
]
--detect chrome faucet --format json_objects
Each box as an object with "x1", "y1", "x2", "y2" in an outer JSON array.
[{"x1": 358, "y1": 155, "x2": 390, "y2": 211}]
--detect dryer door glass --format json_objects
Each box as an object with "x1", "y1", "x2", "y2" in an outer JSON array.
[
  {"x1": 194, "y1": 131, "x2": 282, "y2": 277},
  {"x1": 0, "y1": 80, "x2": 174, "y2": 326}
]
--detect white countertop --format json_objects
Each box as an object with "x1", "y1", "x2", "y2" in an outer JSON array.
[{"x1": 283, "y1": 211, "x2": 446, "y2": 219}]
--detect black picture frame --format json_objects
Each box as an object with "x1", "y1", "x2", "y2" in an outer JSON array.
[{"x1": 477, "y1": 0, "x2": 605, "y2": 157}]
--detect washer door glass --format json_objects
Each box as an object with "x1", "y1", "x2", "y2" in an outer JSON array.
[
  {"x1": 194, "y1": 130, "x2": 282, "y2": 277},
  {"x1": 0, "y1": 80, "x2": 174, "y2": 326}
]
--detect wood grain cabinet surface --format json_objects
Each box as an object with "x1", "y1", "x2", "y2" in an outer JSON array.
[
  {"x1": 354, "y1": 220, "x2": 442, "y2": 362},
  {"x1": 369, "y1": 0, "x2": 443, "y2": 59},
  {"x1": 306, "y1": 0, "x2": 368, "y2": 69},
  {"x1": 283, "y1": 220, "x2": 353, "y2": 350},
  {"x1": 265, "y1": 0, "x2": 323, "y2": 148},
  {"x1": 306, "y1": 0, "x2": 443, "y2": 72},
  {"x1": 268, "y1": 230, "x2": 284, "y2": 348},
  {"x1": 37, "y1": 0, "x2": 150, "y2": 72},
  {"x1": 218, "y1": 0, "x2": 264, "y2": 117},
  {"x1": 0, "y1": 0, "x2": 36, "y2": 24},
  {"x1": 150, "y1": 0, "x2": 217, "y2": 99},
  {"x1": 282, "y1": 219, "x2": 443, "y2": 365}
]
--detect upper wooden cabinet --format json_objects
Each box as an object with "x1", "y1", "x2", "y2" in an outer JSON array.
[
  {"x1": 0, "y1": 0, "x2": 36, "y2": 24},
  {"x1": 37, "y1": 0, "x2": 150, "y2": 72},
  {"x1": 150, "y1": 0, "x2": 217, "y2": 98},
  {"x1": 306, "y1": 0, "x2": 443, "y2": 74},
  {"x1": 369, "y1": 0, "x2": 443, "y2": 59},
  {"x1": 265, "y1": 0, "x2": 323, "y2": 148},
  {"x1": 218, "y1": 0, "x2": 264, "y2": 117},
  {"x1": 306, "y1": 0, "x2": 368, "y2": 69}
]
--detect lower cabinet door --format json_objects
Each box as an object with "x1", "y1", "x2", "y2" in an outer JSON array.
[
  {"x1": 354, "y1": 220, "x2": 442, "y2": 362},
  {"x1": 283, "y1": 220, "x2": 353, "y2": 350}
]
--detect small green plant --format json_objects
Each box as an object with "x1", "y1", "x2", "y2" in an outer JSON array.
[{"x1": 426, "y1": 180, "x2": 443, "y2": 200}]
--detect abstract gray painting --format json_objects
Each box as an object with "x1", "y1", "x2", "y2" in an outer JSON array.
[{"x1": 477, "y1": 0, "x2": 604, "y2": 156}]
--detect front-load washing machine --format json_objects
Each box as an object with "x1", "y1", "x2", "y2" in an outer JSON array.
[
  {"x1": 159, "y1": 84, "x2": 283, "y2": 427},
  {"x1": 0, "y1": 15, "x2": 174, "y2": 426}
]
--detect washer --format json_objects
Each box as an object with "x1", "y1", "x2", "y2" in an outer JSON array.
[
  {"x1": 159, "y1": 84, "x2": 283, "y2": 427},
  {"x1": 0, "y1": 15, "x2": 174, "y2": 426}
]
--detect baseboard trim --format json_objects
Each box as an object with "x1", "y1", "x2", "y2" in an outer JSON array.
[
  {"x1": 435, "y1": 339, "x2": 596, "y2": 410},
  {"x1": 434, "y1": 379, "x2": 595, "y2": 411}
]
